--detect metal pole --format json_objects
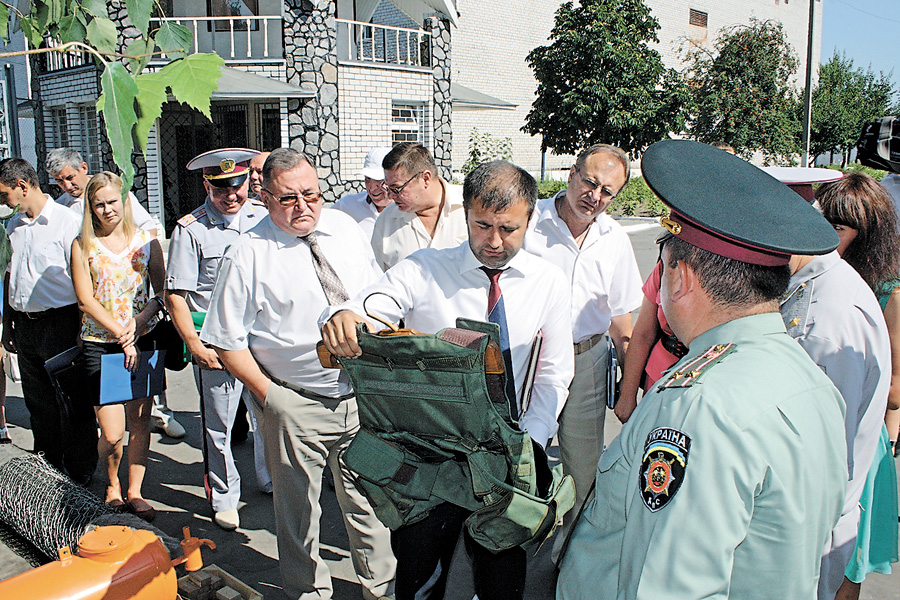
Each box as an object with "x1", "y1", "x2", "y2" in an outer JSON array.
[
  {"x1": 4, "y1": 64, "x2": 19, "y2": 157},
  {"x1": 540, "y1": 136, "x2": 546, "y2": 182},
  {"x1": 800, "y1": 0, "x2": 816, "y2": 167}
]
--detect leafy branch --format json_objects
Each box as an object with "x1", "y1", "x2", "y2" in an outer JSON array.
[{"x1": 0, "y1": 0, "x2": 224, "y2": 197}]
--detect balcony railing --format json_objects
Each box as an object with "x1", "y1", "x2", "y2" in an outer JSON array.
[
  {"x1": 336, "y1": 19, "x2": 431, "y2": 68},
  {"x1": 41, "y1": 36, "x2": 91, "y2": 72},
  {"x1": 149, "y1": 15, "x2": 283, "y2": 62}
]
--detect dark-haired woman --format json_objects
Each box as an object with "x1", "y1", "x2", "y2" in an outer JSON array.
[{"x1": 818, "y1": 172, "x2": 900, "y2": 600}]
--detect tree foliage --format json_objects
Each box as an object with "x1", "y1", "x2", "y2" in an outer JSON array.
[
  {"x1": 685, "y1": 19, "x2": 800, "y2": 162},
  {"x1": 462, "y1": 128, "x2": 513, "y2": 175},
  {"x1": 0, "y1": 0, "x2": 224, "y2": 196},
  {"x1": 810, "y1": 52, "x2": 895, "y2": 166},
  {"x1": 523, "y1": 0, "x2": 688, "y2": 157}
]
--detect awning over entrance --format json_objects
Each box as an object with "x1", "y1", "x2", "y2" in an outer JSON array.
[
  {"x1": 451, "y1": 82, "x2": 516, "y2": 111},
  {"x1": 211, "y1": 67, "x2": 315, "y2": 100}
]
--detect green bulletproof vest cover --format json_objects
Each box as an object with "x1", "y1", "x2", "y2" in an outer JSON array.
[{"x1": 336, "y1": 319, "x2": 575, "y2": 552}]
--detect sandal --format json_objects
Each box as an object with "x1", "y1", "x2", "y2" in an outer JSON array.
[
  {"x1": 126, "y1": 498, "x2": 157, "y2": 522},
  {"x1": 106, "y1": 498, "x2": 126, "y2": 513}
]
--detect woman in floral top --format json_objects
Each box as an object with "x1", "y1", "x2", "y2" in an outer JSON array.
[{"x1": 71, "y1": 172, "x2": 165, "y2": 521}]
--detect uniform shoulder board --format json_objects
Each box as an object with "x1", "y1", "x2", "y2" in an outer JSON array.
[
  {"x1": 177, "y1": 206, "x2": 206, "y2": 227},
  {"x1": 781, "y1": 281, "x2": 812, "y2": 333},
  {"x1": 659, "y1": 343, "x2": 736, "y2": 390}
]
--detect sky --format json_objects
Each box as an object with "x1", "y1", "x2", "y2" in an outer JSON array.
[{"x1": 820, "y1": 0, "x2": 900, "y2": 80}]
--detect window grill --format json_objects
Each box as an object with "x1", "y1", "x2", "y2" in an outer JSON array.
[
  {"x1": 392, "y1": 103, "x2": 426, "y2": 145},
  {"x1": 689, "y1": 9, "x2": 708, "y2": 28}
]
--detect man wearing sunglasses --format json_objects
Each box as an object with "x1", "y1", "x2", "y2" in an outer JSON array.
[
  {"x1": 370, "y1": 143, "x2": 467, "y2": 271},
  {"x1": 165, "y1": 148, "x2": 270, "y2": 531},
  {"x1": 200, "y1": 148, "x2": 395, "y2": 600},
  {"x1": 524, "y1": 144, "x2": 643, "y2": 562}
]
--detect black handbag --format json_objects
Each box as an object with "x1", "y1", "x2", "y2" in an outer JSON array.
[{"x1": 152, "y1": 316, "x2": 190, "y2": 372}]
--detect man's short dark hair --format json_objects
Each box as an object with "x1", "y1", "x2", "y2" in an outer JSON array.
[
  {"x1": 0, "y1": 158, "x2": 39, "y2": 188},
  {"x1": 574, "y1": 144, "x2": 631, "y2": 188},
  {"x1": 463, "y1": 160, "x2": 537, "y2": 218},
  {"x1": 663, "y1": 236, "x2": 790, "y2": 307},
  {"x1": 261, "y1": 148, "x2": 316, "y2": 186},
  {"x1": 382, "y1": 143, "x2": 437, "y2": 178}
]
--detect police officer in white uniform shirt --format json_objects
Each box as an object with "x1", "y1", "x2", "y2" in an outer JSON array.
[
  {"x1": 199, "y1": 148, "x2": 395, "y2": 600},
  {"x1": 165, "y1": 148, "x2": 269, "y2": 531},
  {"x1": 523, "y1": 143, "x2": 643, "y2": 561},
  {"x1": 0, "y1": 158, "x2": 98, "y2": 484},
  {"x1": 331, "y1": 146, "x2": 393, "y2": 239}
]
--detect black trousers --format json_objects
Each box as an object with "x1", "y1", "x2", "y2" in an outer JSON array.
[
  {"x1": 391, "y1": 502, "x2": 526, "y2": 600},
  {"x1": 12, "y1": 304, "x2": 98, "y2": 481}
]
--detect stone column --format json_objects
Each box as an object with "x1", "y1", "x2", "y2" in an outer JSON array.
[
  {"x1": 284, "y1": 0, "x2": 344, "y2": 201},
  {"x1": 428, "y1": 16, "x2": 452, "y2": 181},
  {"x1": 106, "y1": 1, "x2": 149, "y2": 205}
]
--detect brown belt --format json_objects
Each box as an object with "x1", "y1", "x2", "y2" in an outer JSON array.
[{"x1": 574, "y1": 332, "x2": 606, "y2": 355}]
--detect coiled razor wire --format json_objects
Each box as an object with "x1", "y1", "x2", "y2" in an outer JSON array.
[{"x1": 0, "y1": 453, "x2": 180, "y2": 560}]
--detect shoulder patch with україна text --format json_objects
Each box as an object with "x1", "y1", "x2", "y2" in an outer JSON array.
[{"x1": 639, "y1": 426, "x2": 691, "y2": 512}]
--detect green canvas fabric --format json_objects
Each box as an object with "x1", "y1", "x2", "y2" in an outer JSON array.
[{"x1": 338, "y1": 320, "x2": 575, "y2": 552}]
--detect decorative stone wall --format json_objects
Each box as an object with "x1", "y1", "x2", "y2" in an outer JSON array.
[
  {"x1": 28, "y1": 55, "x2": 48, "y2": 188},
  {"x1": 284, "y1": 0, "x2": 344, "y2": 201},
  {"x1": 428, "y1": 16, "x2": 452, "y2": 181},
  {"x1": 106, "y1": 1, "x2": 149, "y2": 206}
]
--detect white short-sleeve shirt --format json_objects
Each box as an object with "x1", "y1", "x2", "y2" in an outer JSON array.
[
  {"x1": 7, "y1": 196, "x2": 81, "y2": 312},
  {"x1": 200, "y1": 210, "x2": 381, "y2": 397},
  {"x1": 525, "y1": 193, "x2": 643, "y2": 342},
  {"x1": 322, "y1": 242, "x2": 575, "y2": 447},
  {"x1": 330, "y1": 191, "x2": 380, "y2": 240}
]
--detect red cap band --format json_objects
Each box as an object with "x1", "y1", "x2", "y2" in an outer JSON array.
[{"x1": 661, "y1": 209, "x2": 791, "y2": 267}]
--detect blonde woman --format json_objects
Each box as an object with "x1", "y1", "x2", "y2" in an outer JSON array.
[{"x1": 71, "y1": 172, "x2": 165, "y2": 521}]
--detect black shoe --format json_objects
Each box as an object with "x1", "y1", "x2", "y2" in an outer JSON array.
[{"x1": 231, "y1": 401, "x2": 250, "y2": 447}]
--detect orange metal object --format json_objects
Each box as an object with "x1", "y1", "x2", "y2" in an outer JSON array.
[
  {"x1": 174, "y1": 526, "x2": 216, "y2": 572},
  {"x1": 0, "y1": 526, "x2": 181, "y2": 599}
]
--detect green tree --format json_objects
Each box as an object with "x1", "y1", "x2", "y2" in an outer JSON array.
[
  {"x1": 462, "y1": 128, "x2": 513, "y2": 175},
  {"x1": 810, "y1": 52, "x2": 895, "y2": 166},
  {"x1": 685, "y1": 19, "x2": 800, "y2": 162},
  {"x1": 523, "y1": 0, "x2": 687, "y2": 157},
  {"x1": 0, "y1": 0, "x2": 224, "y2": 195}
]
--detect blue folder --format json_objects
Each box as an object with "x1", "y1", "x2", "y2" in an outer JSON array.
[{"x1": 99, "y1": 350, "x2": 167, "y2": 405}]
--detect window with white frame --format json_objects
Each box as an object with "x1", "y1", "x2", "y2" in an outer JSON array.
[
  {"x1": 391, "y1": 102, "x2": 426, "y2": 146},
  {"x1": 76, "y1": 104, "x2": 101, "y2": 173},
  {"x1": 47, "y1": 106, "x2": 69, "y2": 152},
  {"x1": 47, "y1": 104, "x2": 101, "y2": 173}
]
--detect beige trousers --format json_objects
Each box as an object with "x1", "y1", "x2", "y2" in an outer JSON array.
[
  {"x1": 253, "y1": 383, "x2": 396, "y2": 600},
  {"x1": 552, "y1": 338, "x2": 609, "y2": 563}
]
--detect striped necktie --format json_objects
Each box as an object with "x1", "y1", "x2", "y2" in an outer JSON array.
[{"x1": 303, "y1": 232, "x2": 349, "y2": 305}]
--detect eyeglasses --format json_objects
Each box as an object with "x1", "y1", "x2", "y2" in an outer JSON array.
[
  {"x1": 382, "y1": 171, "x2": 423, "y2": 196},
  {"x1": 261, "y1": 188, "x2": 322, "y2": 209},
  {"x1": 576, "y1": 167, "x2": 618, "y2": 201}
]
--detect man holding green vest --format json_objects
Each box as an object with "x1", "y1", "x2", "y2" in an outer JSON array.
[{"x1": 322, "y1": 160, "x2": 574, "y2": 600}]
